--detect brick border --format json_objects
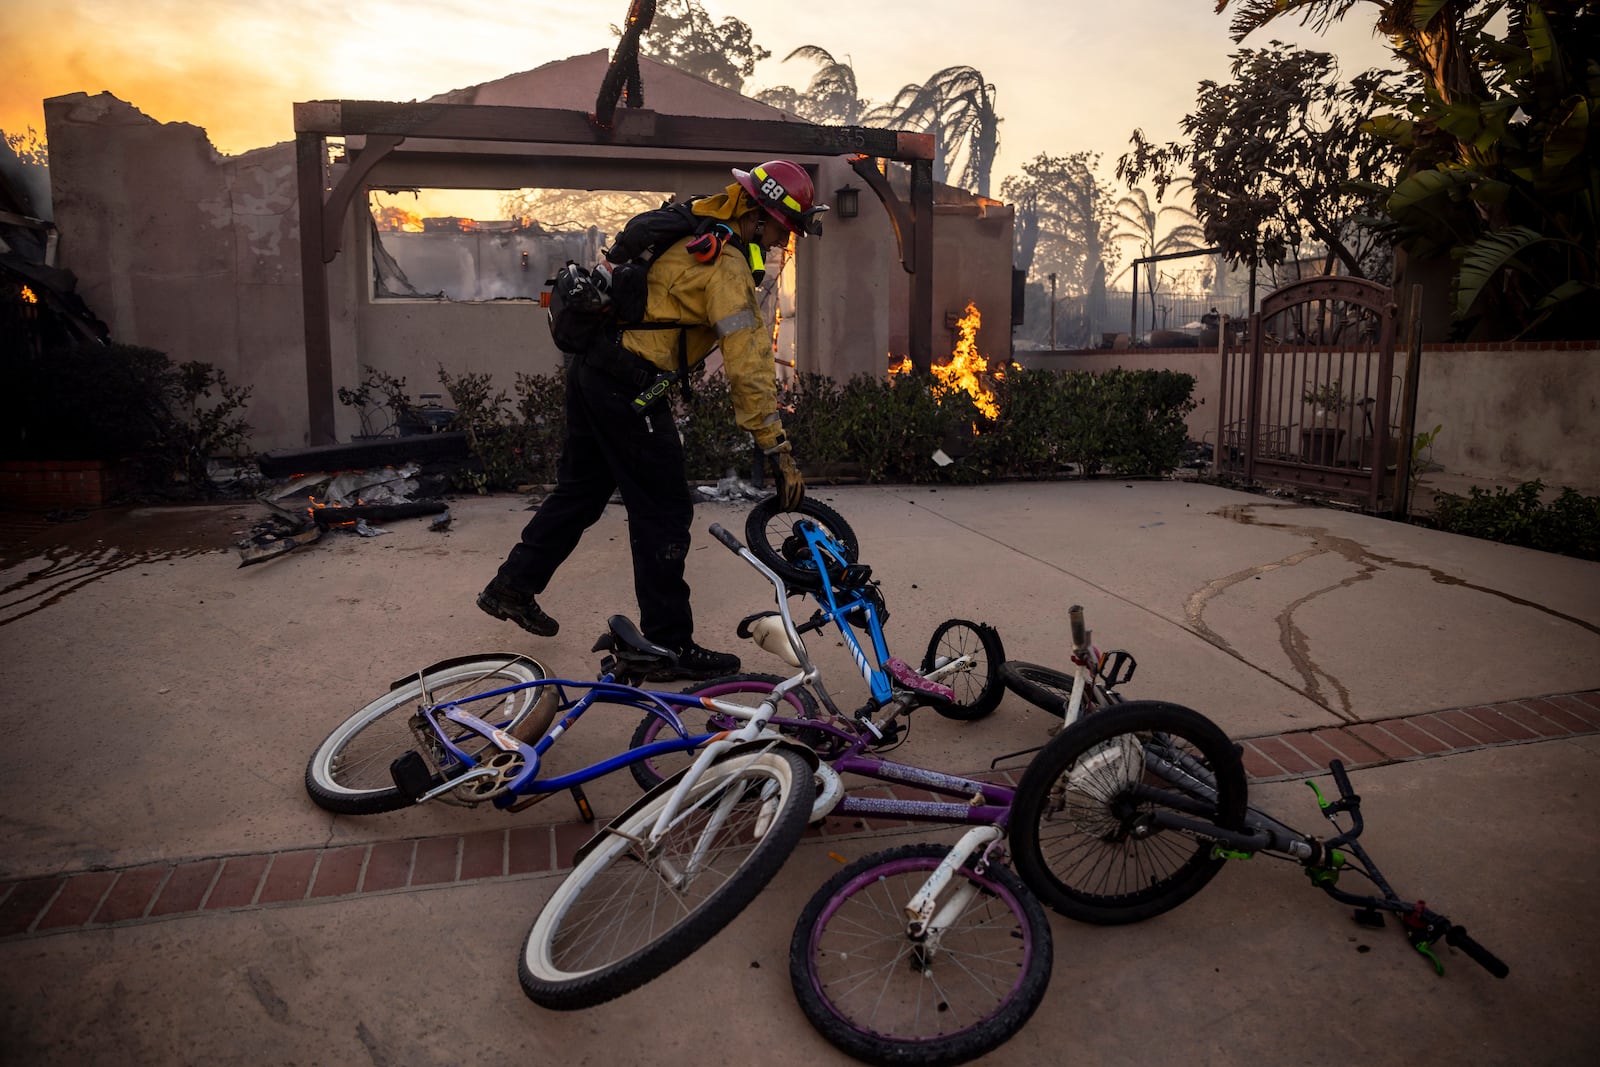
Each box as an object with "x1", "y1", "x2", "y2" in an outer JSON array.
[
  {"x1": 1237, "y1": 691, "x2": 1600, "y2": 782},
  {"x1": 3, "y1": 690, "x2": 1594, "y2": 941}
]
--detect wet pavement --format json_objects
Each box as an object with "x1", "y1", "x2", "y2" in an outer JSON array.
[{"x1": 1, "y1": 481, "x2": 1597, "y2": 1065}]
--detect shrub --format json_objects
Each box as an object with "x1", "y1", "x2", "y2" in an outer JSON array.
[
  {"x1": 413, "y1": 362, "x2": 1199, "y2": 493},
  {"x1": 1432, "y1": 481, "x2": 1600, "y2": 561},
  {"x1": 2, "y1": 340, "x2": 253, "y2": 497},
  {"x1": 437, "y1": 366, "x2": 534, "y2": 494}
]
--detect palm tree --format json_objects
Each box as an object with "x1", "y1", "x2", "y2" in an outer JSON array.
[
  {"x1": 778, "y1": 46, "x2": 868, "y2": 125},
  {"x1": 1110, "y1": 184, "x2": 1208, "y2": 331},
  {"x1": 864, "y1": 66, "x2": 1001, "y2": 197}
]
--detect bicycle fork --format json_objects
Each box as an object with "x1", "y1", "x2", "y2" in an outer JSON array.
[{"x1": 902, "y1": 825, "x2": 1005, "y2": 958}]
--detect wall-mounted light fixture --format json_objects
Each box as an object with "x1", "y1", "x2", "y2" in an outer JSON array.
[{"x1": 834, "y1": 185, "x2": 860, "y2": 219}]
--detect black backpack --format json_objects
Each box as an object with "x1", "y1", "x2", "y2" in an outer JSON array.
[{"x1": 544, "y1": 200, "x2": 725, "y2": 356}]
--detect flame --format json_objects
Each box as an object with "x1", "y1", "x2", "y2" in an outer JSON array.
[
  {"x1": 887, "y1": 303, "x2": 1000, "y2": 420},
  {"x1": 372, "y1": 205, "x2": 423, "y2": 232},
  {"x1": 19, "y1": 285, "x2": 37, "y2": 304},
  {"x1": 306, "y1": 494, "x2": 360, "y2": 526}
]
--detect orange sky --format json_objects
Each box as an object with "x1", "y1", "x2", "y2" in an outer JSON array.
[{"x1": 4, "y1": 1, "x2": 1393, "y2": 182}]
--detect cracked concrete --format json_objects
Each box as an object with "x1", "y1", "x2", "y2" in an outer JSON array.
[{"x1": 1, "y1": 481, "x2": 1597, "y2": 1065}]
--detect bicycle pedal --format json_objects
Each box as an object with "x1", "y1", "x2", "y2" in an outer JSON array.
[{"x1": 390, "y1": 751, "x2": 437, "y2": 801}]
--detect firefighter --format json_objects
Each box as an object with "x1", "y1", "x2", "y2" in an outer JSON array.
[{"x1": 478, "y1": 160, "x2": 826, "y2": 682}]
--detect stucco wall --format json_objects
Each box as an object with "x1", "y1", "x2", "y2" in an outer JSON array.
[
  {"x1": 1018, "y1": 342, "x2": 1600, "y2": 496},
  {"x1": 44, "y1": 53, "x2": 1013, "y2": 452},
  {"x1": 45, "y1": 92, "x2": 314, "y2": 449}
]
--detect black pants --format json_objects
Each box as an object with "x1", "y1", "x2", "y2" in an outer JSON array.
[{"x1": 494, "y1": 354, "x2": 695, "y2": 649}]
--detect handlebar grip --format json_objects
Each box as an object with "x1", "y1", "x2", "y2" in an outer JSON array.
[
  {"x1": 1068, "y1": 604, "x2": 1086, "y2": 647},
  {"x1": 709, "y1": 523, "x2": 744, "y2": 553},
  {"x1": 1445, "y1": 925, "x2": 1510, "y2": 978},
  {"x1": 1329, "y1": 759, "x2": 1355, "y2": 798}
]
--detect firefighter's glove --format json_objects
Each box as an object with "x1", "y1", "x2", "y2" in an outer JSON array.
[
  {"x1": 686, "y1": 224, "x2": 735, "y2": 264},
  {"x1": 765, "y1": 447, "x2": 805, "y2": 511}
]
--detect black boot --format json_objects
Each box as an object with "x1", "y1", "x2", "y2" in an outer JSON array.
[
  {"x1": 646, "y1": 642, "x2": 741, "y2": 682},
  {"x1": 476, "y1": 579, "x2": 559, "y2": 637}
]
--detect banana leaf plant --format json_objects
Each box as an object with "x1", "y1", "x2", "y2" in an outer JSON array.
[{"x1": 1361, "y1": 1, "x2": 1598, "y2": 339}]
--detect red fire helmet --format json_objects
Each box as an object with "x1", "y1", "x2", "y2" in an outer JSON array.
[{"x1": 732, "y1": 160, "x2": 829, "y2": 237}]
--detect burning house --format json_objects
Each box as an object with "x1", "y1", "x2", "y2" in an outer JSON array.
[{"x1": 41, "y1": 49, "x2": 1016, "y2": 453}]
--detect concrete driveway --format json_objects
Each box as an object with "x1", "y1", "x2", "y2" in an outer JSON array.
[{"x1": 1, "y1": 481, "x2": 1597, "y2": 1065}]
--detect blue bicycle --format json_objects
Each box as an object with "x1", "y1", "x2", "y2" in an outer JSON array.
[
  {"x1": 626, "y1": 496, "x2": 1007, "y2": 792},
  {"x1": 304, "y1": 534, "x2": 822, "y2": 1011}
]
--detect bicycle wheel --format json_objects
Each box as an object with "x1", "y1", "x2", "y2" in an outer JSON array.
[
  {"x1": 791, "y1": 843, "x2": 1052, "y2": 1067},
  {"x1": 626, "y1": 673, "x2": 821, "y2": 792},
  {"x1": 520, "y1": 746, "x2": 816, "y2": 1010},
  {"x1": 305, "y1": 655, "x2": 546, "y2": 815},
  {"x1": 744, "y1": 496, "x2": 859, "y2": 593},
  {"x1": 921, "y1": 619, "x2": 1005, "y2": 721},
  {"x1": 999, "y1": 661, "x2": 1078, "y2": 717},
  {"x1": 1009, "y1": 700, "x2": 1248, "y2": 925}
]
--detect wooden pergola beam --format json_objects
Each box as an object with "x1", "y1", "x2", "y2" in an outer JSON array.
[{"x1": 294, "y1": 100, "x2": 937, "y2": 445}]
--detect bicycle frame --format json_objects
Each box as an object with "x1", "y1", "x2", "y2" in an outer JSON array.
[
  {"x1": 412, "y1": 674, "x2": 788, "y2": 808},
  {"x1": 701, "y1": 523, "x2": 1021, "y2": 947},
  {"x1": 781, "y1": 519, "x2": 980, "y2": 716},
  {"x1": 1092, "y1": 736, "x2": 1508, "y2": 977},
  {"x1": 400, "y1": 528, "x2": 827, "y2": 846}
]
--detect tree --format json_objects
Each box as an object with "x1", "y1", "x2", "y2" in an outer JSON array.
[
  {"x1": 625, "y1": 0, "x2": 770, "y2": 93},
  {"x1": 754, "y1": 46, "x2": 870, "y2": 125},
  {"x1": 1000, "y1": 152, "x2": 1119, "y2": 296},
  {"x1": 1110, "y1": 185, "x2": 1209, "y2": 330},
  {"x1": 1118, "y1": 46, "x2": 1406, "y2": 283},
  {"x1": 1216, "y1": 1, "x2": 1486, "y2": 109},
  {"x1": 498, "y1": 189, "x2": 664, "y2": 238},
  {"x1": 1217, "y1": 0, "x2": 1600, "y2": 338},
  {"x1": 3, "y1": 126, "x2": 47, "y2": 167},
  {"x1": 864, "y1": 66, "x2": 1002, "y2": 197}
]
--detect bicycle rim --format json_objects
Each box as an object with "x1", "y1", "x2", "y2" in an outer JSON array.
[
  {"x1": 791, "y1": 843, "x2": 1051, "y2": 1066},
  {"x1": 305, "y1": 655, "x2": 544, "y2": 814},
  {"x1": 922, "y1": 619, "x2": 1005, "y2": 720},
  {"x1": 627, "y1": 674, "x2": 820, "y2": 792},
  {"x1": 1010, "y1": 701, "x2": 1247, "y2": 925},
  {"x1": 520, "y1": 747, "x2": 814, "y2": 1009}
]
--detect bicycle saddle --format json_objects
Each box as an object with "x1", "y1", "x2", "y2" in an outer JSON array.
[{"x1": 594, "y1": 615, "x2": 678, "y2": 671}]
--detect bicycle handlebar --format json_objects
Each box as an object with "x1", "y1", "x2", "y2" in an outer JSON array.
[
  {"x1": 1069, "y1": 604, "x2": 1086, "y2": 648},
  {"x1": 1329, "y1": 758, "x2": 1355, "y2": 798},
  {"x1": 1445, "y1": 924, "x2": 1510, "y2": 978},
  {"x1": 709, "y1": 522, "x2": 744, "y2": 553}
]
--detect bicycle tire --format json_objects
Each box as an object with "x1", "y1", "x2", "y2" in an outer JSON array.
[
  {"x1": 790, "y1": 843, "x2": 1052, "y2": 1066},
  {"x1": 1009, "y1": 700, "x2": 1248, "y2": 925},
  {"x1": 626, "y1": 673, "x2": 821, "y2": 792},
  {"x1": 999, "y1": 660, "x2": 1078, "y2": 718},
  {"x1": 305, "y1": 655, "x2": 546, "y2": 815},
  {"x1": 519, "y1": 746, "x2": 815, "y2": 1010},
  {"x1": 921, "y1": 619, "x2": 1006, "y2": 721},
  {"x1": 744, "y1": 496, "x2": 859, "y2": 593}
]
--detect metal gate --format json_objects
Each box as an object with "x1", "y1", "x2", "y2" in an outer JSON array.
[{"x1": 1214, "y1": 277, "x2": 1399, "y2": 512}]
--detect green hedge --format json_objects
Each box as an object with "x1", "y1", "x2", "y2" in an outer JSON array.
[
  {"x1": 1432, "y1": 481, "x2": 1600, "y2": 561},
  {"x1": 437, "y1": 362, "x2": 1198, "y2": 489}
]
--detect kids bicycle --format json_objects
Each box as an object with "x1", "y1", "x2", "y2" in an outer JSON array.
[
  {"x1": 303, "y1": 551, "x2": 823, "y2": 1011},
  {"x1": 1005, "y1": 698, "x2": 1509, "y2": 979},
  {"x1": 688, "y1": 519, "x2": 1054, "y2": 1067},
  {"x1": 634, "y1": 511, "x2": 1142, "y2": 1065},
  {"x1": 628, "y1": 497, "x2": 1008, "y2": 794}
]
